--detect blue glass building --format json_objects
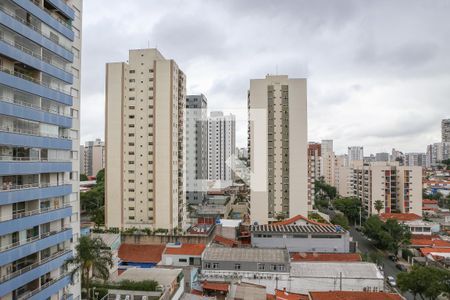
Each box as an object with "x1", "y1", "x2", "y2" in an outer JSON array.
[{"x1": 0, "y1": 0, "x2": 82, "y2": 299}]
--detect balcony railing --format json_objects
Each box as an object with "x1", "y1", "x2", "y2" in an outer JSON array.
[
  {"x1": 0, "y1": 202, "x2": 71, "y2": 222},
  {"x1": 0, "y1": 97, "x2": 71, "y2": 117},
  {"x1": 0, "y1": 124, "x2": 71, "y2": 140},
  {"x1": 29, "y1": 0, "x2": 73, "y2": 30},
  {"x1": 0, "y1": 227, "x2": 70, "y2": 253},
  {"x1": 0, "y1": 4, "x2": 71, "y2": 51},
  {"x1": 17, "y1": 272, "x2": 71, "y2": 300},
  {"x1": 0, "y1": 155, "x2": 70, "y2": 162},
  {"x1": 0, "y1": 66, "x2": 71, "y2": 95},
  {"x1": 0, "y1": 248, "x2": 71, "y2": 283},
  {"x1": 0, "y1": 33, "x2": 71, "y2": 72},
  {"x1": 0, "y1": 182, "x2": 67, "y2": 192}
]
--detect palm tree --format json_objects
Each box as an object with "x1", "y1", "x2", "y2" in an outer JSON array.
[
  {"x1": 67, "y1": 236, "x2": 113, "y2": 299},
  {"x1": 374, "y1": 200, "x2": 384, "y2": 215}
]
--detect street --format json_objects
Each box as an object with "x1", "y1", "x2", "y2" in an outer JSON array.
[{"x1": 349, "y1": 227, "x2": 414, "y2": 300}]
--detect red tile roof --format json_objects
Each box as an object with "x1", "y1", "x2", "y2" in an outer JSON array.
[
  {"x1": 213, "y1": 234, "x2": 238, "y2": 247},
  {"x1": 274, "y1": 289, "x2": 309, "y2": 300},
  {"x1": 202, "y1": 281, "x2": 229, "y2": 292},
  {"x1": 420, "y1": 247, "x2": 450, "y2": 255},
  {"x1": 290, "y1": 252, "x2": 362, "y2": 262},
  {"x1": 164, "y1": 243, "x2": 206, "y2": 256},
  {"x1": 309, "y1": 291, "x2": 403, "y2": 300},
  {"x1": 411, "y1": 238, "x2": 450, "y2": 248},
  {"x1": 423, "y1": 199, "x2": 438, "y2": 205},
  {"x1": 379, "y1": 213, "x2": 422, "y2": 222},
  {"x1": 118, "y1": 244, "x2": 165, "y2": 263},
  {"x1": 271, "y1": 215, "x2": 330, "y2": 226}
]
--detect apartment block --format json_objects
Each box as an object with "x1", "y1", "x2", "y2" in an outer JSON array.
[
  {"x1": 0, "y1": 0, "x2": 82, "y2": 299},
  {"x1": 105, "y1": 48, "x2": 186, "y2": 230},
  {"x1": 186, "y1": 94, "x2": 208, "y2": 205},
  {"x1": 307, "y1": 143, "x2": 321, "y2": 209},
  {"x1": 320, "y1": 139, "x2": 335, "y2": 186},
  {"x1": 375, "y1": 152, "x2": 389, "y2": 162},
  {"x1": 249, "y1": 75, "x2": 308, "y2": 224},
  {"x1": 442, "y1": 119, "x2": 450, "y2": 143},
  {"x1": 426, "y1": 142, "x2": 450, "y2": 167},
  {"x1": 405, "y1": 152, "x2": 426, "y2": 167},
  {"x1": 350, "y1": 161, "x2": 422, "y2": 217},
  {"x1": 348, "y1": 146, "x2": 363, "y2": 163},
  {"x1": 80, "y1": 138, "x2": 104, "y2": 177},
  {"x1": 207, "y1": 111, "x2": 236, "y2": 182}
]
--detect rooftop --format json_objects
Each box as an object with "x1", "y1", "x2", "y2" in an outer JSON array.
[
  {"x1": 379, "y1": 213, "x2": 422, "y2": 222},
  {"x1": 420, "y1": 247, "x2": 450, "y2": 255},
  {"x1": 273, "y1": 289, "x2": 309, "y2": 300},
  {"x1": 271, "y1": 215, "x2": 330, "y2": 226},
  {"x1": 118, "y1": 244, "x2": 165, "y2": 263},
  {"x1": 290, "y1": 262, "x2": 383, "y2": 279},
  {"x1": 290, "y1": 253, "x2": 361, "y2": 262},
  {"x1": 112, "y1": 267, "x2": 182, "y2": 286},
  {"x1": 423, "y1": 199, "x2": 439, "y2": 205},
  {"x1": 309, "y1": 291, "x2": 403, "y2": 300},
  {"x1": 251, "y1": 224, "x2": 346, "y2": 234},
  {"x1": 164, "y1": 243, "x2": 206, "y2": 256},
  {"x1": 202, "y1": 281, "x2": 229, "y2": 292},
  {"x1": 203, "y1": 247, "x2": 289, "y2": 264},
  {"x1": 213, "y1": 234, "x2": 238, "y2": 247}
]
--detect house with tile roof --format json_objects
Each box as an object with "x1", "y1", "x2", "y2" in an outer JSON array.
[{"x1": 161, "y1": 243, "x2": 206, "y2": 267}]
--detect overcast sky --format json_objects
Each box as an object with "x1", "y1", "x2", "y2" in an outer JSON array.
[{"x1": 80, "y1": 0, "x2": 450, "y2": 155}]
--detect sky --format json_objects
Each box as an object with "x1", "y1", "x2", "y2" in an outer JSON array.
[{"x1": 80, "y1": 0, "x2": 450, "y2": 155}]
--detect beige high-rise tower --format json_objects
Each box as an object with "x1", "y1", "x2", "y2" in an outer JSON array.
[
  {"x1": 248, "y1": 75, "x2": 308, "y2": 224},
  {"x1": 105, "y1": 49, "x2": 186, "y2": 230}
]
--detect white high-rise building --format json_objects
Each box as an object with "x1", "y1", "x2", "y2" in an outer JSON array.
[
  {"x1": 80, "y1": 138, "x2": 105, "y2": 177},
  {"x1": 442, "y1": 119, "x2": 450, "y2": 143},
  {"x1": 249, "y1": 75, "x2": 308, "y2": 224},
  {"x1": 348, "y1": 146, "x2": 364, "y2": 163},
  {"x1": 426, "y1": 142, "x2": 450, "y2": 167},
  {"x1": 105, "y1": 48, "x2": 186, "y2": 230},
  {"x1": 321, "y1": 139, "x2": 335, "y2": 186},
  {"x1": 405, "y1": 152, "x2": 427, "y2": 167},
  {"x1": 207, "y1": 111, "x2": 236, "y2": 181}
]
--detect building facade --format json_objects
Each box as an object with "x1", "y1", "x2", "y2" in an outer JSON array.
[
  {"x1": 375, "y1": 152, "x2": 389, "y2": 162},
  {"x1": 186, "y1": 94, "x2": 208, "y2": 205},
  {"x1": 207, "y1": 111, "x2": 236, "y2": 182},
  {"x1": 405, "y1": 152, "x2": 426, "y2": 167},
  {"x1": 307, "y1": 143, "x2": 321, "y2": 209},
  {"x1": 348, "y1": 146, "x2": 364, "y2": 163},
  {"x1": 426, "y1": 142, "x2": 450, "y2": 167},
  {"x1": 0, "y1": 0, "x2": 82, "y2": 298},
  {"x1": 442, "y1": 119, "x2": 450, "y2": 143},
  {"x1": 105, "y1": 48, "x2": 186, "y2": 230},
  {"x1": 320, "y1": 139, "x2": 335, "y2": 186},
  {"x1": 80, "y1": 138, "x2": 104, "y2": 177},
  {"x1": 249, "y1": 75, "x2": 308, "y2": 224}
]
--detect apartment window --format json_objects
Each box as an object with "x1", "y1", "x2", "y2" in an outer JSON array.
[
  {"x1": 129, "y1": 189, "x2": 135, "y2": 192},
  {"x1": 128, "y1": 161, "x2": 134, "y2": 164},
  {"x1": 205, "y1": 263, "x2": 211, "y2": 269},
  {"x1": 128, "y1": 170, "x2": 134, "y2": 174},
  {"x1": 129, "y1": 106, "x2": 135, "y2": 110},
  {"x1": 179, "y1": 258, "x2": 187, "y2": 263},
  {"x1": 129, "y1": 97, "x2": 135, "y2": 100},
  {"x1": 234, "y1": 264, "x2": 241, "y2": 270},
  {"x1": 257, "y1": 263, "x2": 265, "y2": 271},
  {"x1": 128, "y1": 180, "x2": 134, "y2": 183},
  {"x1": 129, "y1": 216, "x2": 135, "y2": 220},
  {"x1": 71, "y1": 108, "x2": 79, "y2": 118},
  {"x1": 129, "y1": 124, "x2": 135, "y2": 128},
  {"x1": 129, "y1": 115, "x2": 135, "y2": 119},
  {"x1": 212, "y1": 263, "x2": 219, "y2": 269},
  {"x1": 129, "y1": 70, "x2": 135, "y2": 74},
  {"x1": 129, "y1": 207, "x2": 135, "y2": 210},
  {"x1": 129, "y1": 79, "x2": 135, "y2": 83},
  {"x1": 128, "y1": 133, "x2": 135, "y2": 137},
  {"x1": 129, "y1": 88, "x2": 135, "y2": 92}
]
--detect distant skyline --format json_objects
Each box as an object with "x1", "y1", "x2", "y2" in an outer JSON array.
[{"x1": 81, "y1": 0, "x2": 450, "y2": 154}]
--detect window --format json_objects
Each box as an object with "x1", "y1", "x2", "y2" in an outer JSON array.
[
  {"x1": 129, "y1": 216, "x2": 135, "y2": 220},
  {"x1": 179, "y1": 258, "x2": 187, "y2": 263},
  {"x1": 129, "y1": 79, "x2": 135, "y2": 83},
  {"x1": 129, "y1": 207, "x2": 135, "y2": 210},
  {"x1": 129, "y1": 70, "x2": 135, "y2": 74},
  {"x1": 257, "y1": 263, "x2": 265, "y2": 271},
  {"x1": 128, "y1": 198, "x2": 134, "y2": 201},
  {"x1": 205, "y1": 263, "x2": 211, "y2": 269},
  {"x1": 212, "y1": 263, "x2": 219, "y2": 269},
  {"x1": 234, "y1": 264, "x2": 241, "y2": 270}
]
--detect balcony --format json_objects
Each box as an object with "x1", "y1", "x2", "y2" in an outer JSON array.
[
  {"x1": 0, "y1": 161, "x2": 72, "y2": 175},
  {"x1": 0, "y1": 35, "x2": 72, "y2": 83},
  {"x1": 0, "y1": 228, "x2": 72, "y2": 266},
  {"x1": 0, "y1": 249, "x2": 72, "y2": 297},
  {"x1": 0, "y1": 182, "x2": 71, "y2": 205},
  {"x1": 20, "y1": 273, "x2": 72, "y2": 300},
  {"x1": 0, "y1": 98, "x2": 71, "y2": 128},
  {"x1": 0, "y1": 6, "x2": 73, "y2": 62}
]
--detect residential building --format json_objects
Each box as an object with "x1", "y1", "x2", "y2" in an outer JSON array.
[
  {"x1": 380, "y1": 213, "x2": 436, "y2": 235},
  {"x1": 335, "y1": 155, "x2": 352, "y2": 197},
  {"x1": 375, "y1": 152, "x2": 389, "y2": 162},
  {"x1": 350, "y1": 161, "x2": 423, "y2": 217},
  {"x1": 105, "y1": 48, "x2": 186, "y2": 230},
  {"x1": 390, "y1": 148, "x2": 404, "y2": 164},
  {"x1": 0, "y1": 0, "x2": 82, "y2": 299},
  {"x1": 250, "y1": 224, "x2": 351, "y2": 252},
  {"x1": 321, "y1": 139, "x2": 335, "y2": 186},
  {"x1": 442, "y1": 119, "x2": 450, "y2": 143},
  {"x1": 161, "y1": 243, "x2": 206, "y2": 267},
  {"x1": 307, "y1": 142, "x2": 321, "y2": 209},
  {"x1": 207, "y1": 111, "x2": 236, "y2": 181},
  {"x1": 249, "y1": 75, "x2": 308, "y2": 224},
  {"x1": 79, "y1": 144, "x2": 85, "y2": 176},
  {"x1": 80, "y1": 138, "x2": 104, "y2": 177},
  {"x1": 426, "y1": 142, "x2": 450, "y2": 167},
  {"x1": 186, "y1": 94, "x2": 208, "y2": 205},
  {"x1": 405, "y1": 152, "x2": 427, "y2": 167},
  {"x1": 347, "y1": 146, "x2": 363, "y2": 163}
]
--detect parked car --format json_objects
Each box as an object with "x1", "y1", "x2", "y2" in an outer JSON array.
[
  {"x1": 388, "y1": 254, "x2": 398, "y2": 262},
  {"x1": 396, "y1": 263, "x2": 408, "y2": 272},
  {"x1": 387, "y1": 276, "x2": 397, "y2": 287}
]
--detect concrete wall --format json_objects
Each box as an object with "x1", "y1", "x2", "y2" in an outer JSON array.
[{"x1": 251, "y1": 234, "x2": 350, "y2": 252}]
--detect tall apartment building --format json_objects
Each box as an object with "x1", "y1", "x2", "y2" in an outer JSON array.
[
  {"x1": 105, "y1": 48, "x2": 186, "y2": 230},
  {"x1": 375, "y1": 152, "x2": 389, "y2": 162},
  {"x1": 186, "y1": 94, "x2": 208, "y2": 205},
  {"x1": 207, "y1": 111, "x2": 236, "y2": 181},
  {"x1": 426, "y1": 142, "x2": 450, "y2": 167},
  {"x1": 348, "y1": 146, "x2": 364, "y2": 163},
  {"x1": 0, "y1": 0, "x2": 82, "y2": 299},
  {"x1": 249, "y1": 75, "x2": 308, "y2": 224},
  {"x1": 307, "y1": 143, "x2": 321, "y2": 209},
  {"x1": 350, "y1": 161, "x2": 422, "y2": 217},
  {"x1": 80, "y1": 138, "x2": 104, "y2": 177},
  {"x1": 320, "y1": 139, "x2": 335, "y2": 186},
  {"x1": 442, "y1": 119, "x2": 450, "y2": 143},
  {"x1": 405, "y1": 152, "x2": 427, "y2": 167}
]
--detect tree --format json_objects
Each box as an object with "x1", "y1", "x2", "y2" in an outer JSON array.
[
  {"x1": 96, "y1": 169, "x2": 105, "y2": 184},
  {"x1": 91, "y1": 207, "x2": 105, "y2": 229},
  {"x1": 331, "y1": 213, "x2": 349, "y2": 229},
  {"x1": 397, "y1": 266, "x2": 450, "y2": 300},
  {"x1": 275, "y1": 212, "x2": 286, "y2": 221},
  {"x1": 67, "y1": 236, "x2": 113, "y2": 299},
  {"x1": 374, "y1": 200, "x2": 384, "y2": 215},
  {"x1": 363, "y1": 216, "x2": 411, "y2": 253},
  {"x1": 333, "y1": 197, "x2": 361, "y2": 224},
  {"x1": 80, "y1": 174, "x2": 88, "y2": 181}
]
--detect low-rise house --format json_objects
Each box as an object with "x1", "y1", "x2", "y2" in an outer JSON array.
[
  {"x1": 380, "y1": 213, "x2": 437, "y2": 235},
  {"x1": 161, "y1": 243, "x2": 206, "y2": 267},
  {"x1": 423, "y1": 199, "x2": 439, "y2": 214},
  {"x1": 118, "y1": 244, "x2": 166, "y2": 269},
  {"x1": 212, "y1": 234, "x2": 238, "y2": 248},
  {"x1": 250, "y1": 224, "x2": 351, "y2": 252}
]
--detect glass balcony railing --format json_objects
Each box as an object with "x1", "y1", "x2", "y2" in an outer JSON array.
[
  {"x1": 0, "y1": 202, "x2": 71, "y2": 222},
  {"x1": 0, "y1": 227, "x2": 70, "y2": 253},
  {"x1": 0, "y1": 181, "x2": 67, "y2": 192},
  {"x1": 0, "y1": 66, "x2": 71, "y2": 95},
  {"x1": 17, "y1": 272, "x2": 71, "y2": 300},
  {"x1": 0, "y1": 155, "x2": 70, "y2": 162},
  {"x1": 0, "y1": 97, "x2": 70, "y2": 117},
  {"x1": 0, "y1": 248, "x2": 71, "y2": 283}
]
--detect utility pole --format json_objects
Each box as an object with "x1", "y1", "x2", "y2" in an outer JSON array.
[{"x1": 339, "y1": 272, "x2": 342, "y2": 291}]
